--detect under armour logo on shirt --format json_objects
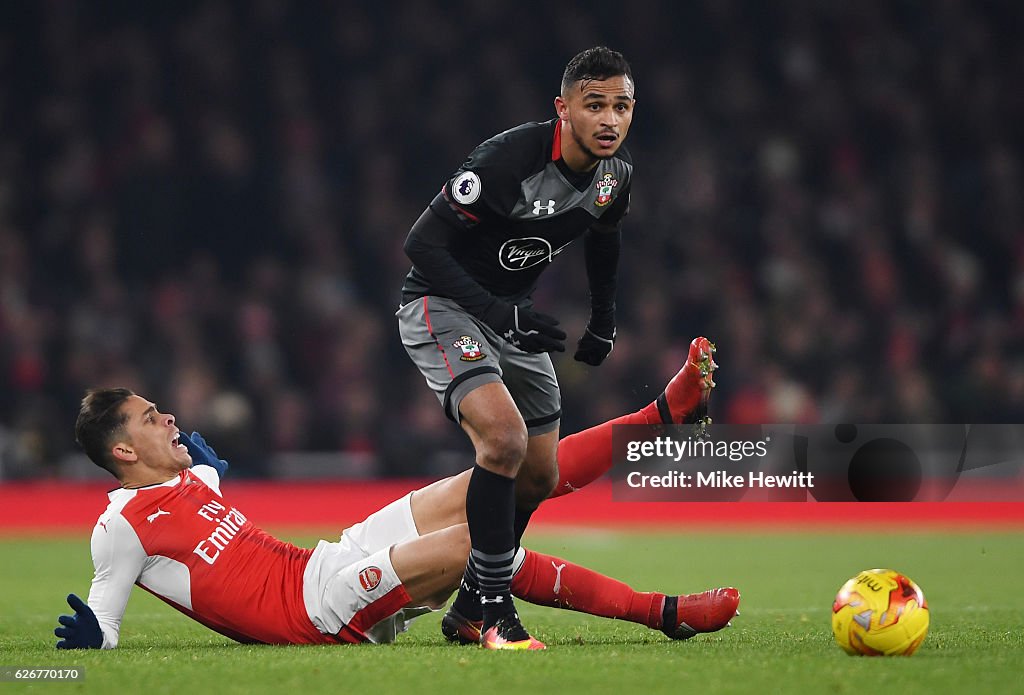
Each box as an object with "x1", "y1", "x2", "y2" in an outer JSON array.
[{"x1": 532, "y1": 199, "x2": 555, "y2": 215}]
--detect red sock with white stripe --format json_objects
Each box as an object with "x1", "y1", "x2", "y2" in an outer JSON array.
[
  {"x1": 549, "y1": 402, "x2": 661, "y2": 498},
  {"x1": 552, "y1": 337, "x2": 715, "y2": 499},
  {"x1": 511, "y1": 548, "x2": 665, "y2": 629}
]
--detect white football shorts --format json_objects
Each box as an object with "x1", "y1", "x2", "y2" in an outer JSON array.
[{"x1": 302, "y1": 493, "x2": 436, "y2": 644}]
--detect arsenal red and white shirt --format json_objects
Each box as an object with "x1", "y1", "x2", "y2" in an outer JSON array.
[{"x1": 87, "y1": 467, "x2": 326, "y2": 647}]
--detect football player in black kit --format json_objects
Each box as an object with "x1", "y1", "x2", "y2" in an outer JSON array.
[{"x1": 397, "y1": 47, "x2": 635, "y2": 650}]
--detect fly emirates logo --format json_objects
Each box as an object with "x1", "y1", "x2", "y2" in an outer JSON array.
[{"x1": 192, "y1": 499, "x2": 248, "y2": 565}]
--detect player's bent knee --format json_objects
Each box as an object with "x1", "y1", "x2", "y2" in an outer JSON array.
[{"x1": 476, "y1": 425, "x2": 529, "y2": 474}]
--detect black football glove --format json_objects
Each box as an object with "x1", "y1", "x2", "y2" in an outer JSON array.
[
  {"x1": 483, "y1": 301, "x2": 566, "y2": 354},
  {"x1": 574, "y1": 314, "x2": 616, "y2": 366}
]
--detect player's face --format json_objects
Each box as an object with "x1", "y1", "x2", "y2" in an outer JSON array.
[
  {"x1": 116, "y1": 396, "x2": 192, "y2": 474},
  {"x1": 556, "y1": 74, "x2": 635, "y2": 169}
]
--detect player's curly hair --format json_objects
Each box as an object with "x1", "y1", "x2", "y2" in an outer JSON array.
[
  {"x1": 561, "y1": 46, "x2": 633, "y2": 94},
  {"x1": 75, "y1": 387, "x2": 135, "y2": 478}
]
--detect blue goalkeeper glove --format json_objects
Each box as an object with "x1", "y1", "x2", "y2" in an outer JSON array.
[
  {"x1": 55, "y1": 594, "x2": 102, "y2": 649},
  {"x1": 180, "y1": 431, "x2": 229, "y2": 477}
]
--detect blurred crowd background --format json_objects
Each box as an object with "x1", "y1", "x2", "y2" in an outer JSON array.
[{"x1": 1, "y1": 0, "x2": 1022, "y2": 479}]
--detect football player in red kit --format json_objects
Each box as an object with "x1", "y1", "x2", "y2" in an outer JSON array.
[{"x1": 55, "y1": 338, "x2": 738, "y2": 650}]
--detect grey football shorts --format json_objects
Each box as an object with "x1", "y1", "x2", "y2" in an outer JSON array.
[{"x1": 396, "y1": 296, "x2": 561, "y2": 435}]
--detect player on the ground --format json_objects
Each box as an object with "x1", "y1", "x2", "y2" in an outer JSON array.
[
  {"x1": 397, "y1": 46, "x2": 637, "y2": 650},
  {"x1": 54, "y1": 341, "x2": 737, "y2": 650}
]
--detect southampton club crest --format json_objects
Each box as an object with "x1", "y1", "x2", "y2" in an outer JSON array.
[
  {"x1": 453, "y1": 335, "x2": 486, "y2": 361},
  {"x1": 595, "y1": 172, "x2": 618, "y2": 207}
]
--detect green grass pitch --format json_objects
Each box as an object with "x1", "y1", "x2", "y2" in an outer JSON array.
[{"x1": 2, "y1": 530, "x2": 1021, "y2": 694}]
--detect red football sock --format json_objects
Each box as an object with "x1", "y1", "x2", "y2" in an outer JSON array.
[
  {"x1": 511, "y1": 548, "x2": 665, "y2": 629},
  {"x1": 550, "y1": 401, "x2": 661, "y2": 498}
]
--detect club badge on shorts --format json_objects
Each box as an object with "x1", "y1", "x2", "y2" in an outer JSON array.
[
  {"x1": 595, "y1": 172, "x2": 618, "y2": 207},
  {"x1": 358, "y1": 566, "x2": 382, "y2": 591},
  {"x1": 453, "y1": 335, "x2": 485, "y2": 361}
]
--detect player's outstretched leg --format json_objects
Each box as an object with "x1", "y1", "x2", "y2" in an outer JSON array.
[
  {"x1": 445, "y1": 549, "x2": 740, "y2": 645},
  {"x1": 550, "y1": 337, "x2": 717, "y2": 498},
  {"x1": 513, "y1": 549, "x2": 740, "y2": 641},
  {"x1": 661, "y1": 587, "x2": 741, "y2": 640}
]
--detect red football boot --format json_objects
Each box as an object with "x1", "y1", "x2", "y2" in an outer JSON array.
[
  {"x1": 656, "y1": 337, "x2": 717, "y2": 436},
  {"x1": 662, "y1": 587, "x2": 741, "y2": 640}
]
